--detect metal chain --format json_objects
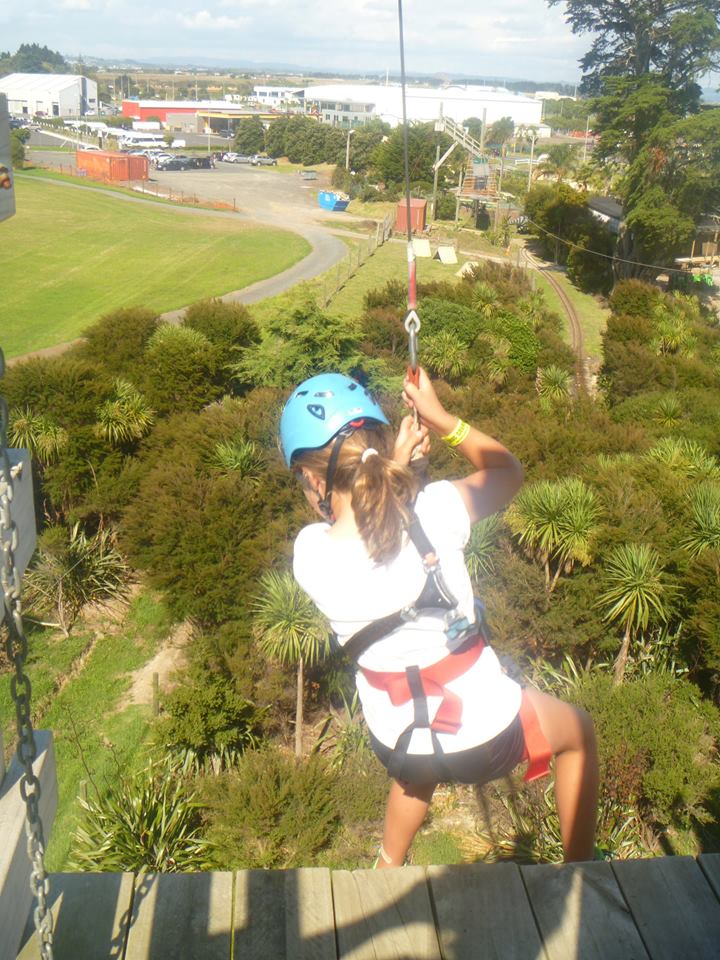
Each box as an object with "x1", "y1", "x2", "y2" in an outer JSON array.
[{"x1": 0, "y1": 349, "x2": 54, "y2": 960}]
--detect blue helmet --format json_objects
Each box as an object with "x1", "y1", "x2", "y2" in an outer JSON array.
[{"x1": 280, "y1": 373, "x2": 389, "y2": 467}]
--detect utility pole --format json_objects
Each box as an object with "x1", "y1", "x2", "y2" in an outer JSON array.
[
  {"x1": 582, "y1": 114, "x2": 591, "y2": 164},
  {"x1": 431, "y1": 143, "x2": 441, "y2": 220},
  {"x1": 479, "y1": 107, "x2": 487, "y2": 153},
  {"x1": 494, "y1": 143, "x2": 506, "y2": 231},
  {"x1": 527, "y1": 129, "x2": 538, "y2": 193}
]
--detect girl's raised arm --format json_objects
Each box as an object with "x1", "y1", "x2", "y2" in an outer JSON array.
[{"x1": 403, "y1": 368, "x2": 523, "y2": 523}]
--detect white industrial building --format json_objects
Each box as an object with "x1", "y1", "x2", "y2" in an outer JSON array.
[
  {"x1": 0, "y1": 73, "x2": 98, "y2": 117},
  {"x1": 301, "y1": 83, "x2": 542, "y2": 130},
  {"x1": 252, "y1": 85, "x2": 301, "y2": 107}
]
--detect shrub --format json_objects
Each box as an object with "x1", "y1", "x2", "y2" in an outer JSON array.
[
  {"x1": 609, "y1": 280, "x2": 662, "y2": 320},
  {"x1": 183, "y1": 299, "x2": 260, "y2": 370},
  {"x1": 363, "y1": 279, "x2": 407, "y2": 311},
  {"x1": 140, "y1": 324, "x2": 223, "y2": 415},
  {"x1": 573, "y1": 672, "x2": 720, "y2": 827},
  {"x1": 156, "y1": 665, "x2": 264, "y2": 773},
  {"x1": 69, "y1": 755, "x2": 211, "y2": 872},
  {"x1": 201, "y1": 748, "x2": 340, "y2": 868},
  {"x1": 76, "y1": 307, "x2": 160, "y2": 378}
]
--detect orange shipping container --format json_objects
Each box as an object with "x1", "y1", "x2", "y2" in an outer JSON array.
[
  {"x1": 395, "y1": 198, "x2": 427, "y2": 235},
  {"x1": 76, "y1": 150, "x2": 149, "y2": 182}
]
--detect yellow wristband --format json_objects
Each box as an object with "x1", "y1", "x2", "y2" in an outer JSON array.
[{"x1": 441, "y1": 418, "x2": 471, "y2": 447}]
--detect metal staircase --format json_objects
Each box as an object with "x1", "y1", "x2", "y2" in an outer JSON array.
[{"x1": 434, "y1": 115, "x2": 484, "y2": 159}]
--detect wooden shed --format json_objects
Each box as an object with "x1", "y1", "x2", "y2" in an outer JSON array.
[{"x1": 76, "y1": 150, "x2": 149, "y2": 182}]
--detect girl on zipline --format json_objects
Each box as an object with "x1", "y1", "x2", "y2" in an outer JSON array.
[{"x1": 281, "y1": 367, "x2": 599, "y2": 866}]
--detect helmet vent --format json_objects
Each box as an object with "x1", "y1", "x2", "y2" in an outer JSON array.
[{"x1": 314, "y1": 390, "x2": 334, "y2": 398}]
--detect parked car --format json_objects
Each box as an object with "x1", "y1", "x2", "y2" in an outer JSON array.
[
  {"x1": 218, "y1": 130, "x2": 235, "y2": 139},
  {"x1": 156, "y1": 157, "x2": 189, "y2": 171},
  {"x1": 251, "y1": 155, "x2": 277, "y2": 166},
  {"x1": 220, "y1": 152, "x2": 238, "y2": 162},
  {"x1": 187, "y1": 156, "x2": 214, "y2": 169},
  {"x1": 228, "y1": 154, "x2": 253, "y2": 164}
]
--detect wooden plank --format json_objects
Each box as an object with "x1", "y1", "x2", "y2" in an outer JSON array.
[
  {"x1": 522, "y1": 861, "x2": 648, "y2": 960},
  {"x1": 124, "y1": 871, "x2": 233, "y2": 959},
  {"x1": 16, "y1": 872, "x2": 134, "y2": 960},
  {"x1": 0, "y1": 730, "x2": 57, "y2": 960},
  {"x1": 698, "y1": 854, "x2": 720, "y2": 902},
  {"x1": 332, "y1": 866, "x2": 440, "y2": 960},
  {"x1": 234, "y1": 868, "x2": 335, "y2": 960},
  {"x1": 612, "y1": 856, "x2": 720, "y2": 960},
  {"x1": 428, "y1": 862, "x2": 543, "y2": 960}
]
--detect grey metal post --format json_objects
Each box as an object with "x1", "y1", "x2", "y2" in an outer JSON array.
[
  {"x1": 479, "y1": 107, "x2": 487, "y2": 153},
  {"x1": 431, "y1": 143, "x2": 440, "y2": 221}
]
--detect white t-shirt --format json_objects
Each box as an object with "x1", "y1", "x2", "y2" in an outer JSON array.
[{"x1": 293, "y1": 480, "x2": 521, "y2": 754}]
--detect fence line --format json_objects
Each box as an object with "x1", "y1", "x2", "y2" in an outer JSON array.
[
  {"x1": 23, "y1": 160, "x2": 238, "y2": 212},
  {"x1": 320, "y1": 213, "x2": 394, "y2": 308}
]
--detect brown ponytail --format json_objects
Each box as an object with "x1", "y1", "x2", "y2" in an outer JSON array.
[{"x1": 293, "y1": 426, "x2": 417, "y2": 564}]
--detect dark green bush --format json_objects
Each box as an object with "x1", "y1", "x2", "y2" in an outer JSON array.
[
  {"x1": 363, "y1": 279, "x2": 407, "y2": 311},
  {"x1": 157, "y1": 663, "x2": 264, "y2": 772},
  {"x1": 609, "y1": 280, "x2": 663, "y2": 319},
  {"x1": 201, "y1": 748, "x2": 341, "y2": 868},
  {"x1": 183, "y1": 299, "x2": 260, "y2": 370},
  {"x1": 573, "y1": 673, "x2": 720, "y2": 827},
  {"x1": 140, "y1": 324, "x2": 223, "y2": 415},
  {"x1": 76, "y1": 307, "x2": 160, "y2": 378}
]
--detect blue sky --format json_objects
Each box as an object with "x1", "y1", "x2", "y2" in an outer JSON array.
[{"x1": 1, "y1": 0, "x2": 591, "y2": 83}]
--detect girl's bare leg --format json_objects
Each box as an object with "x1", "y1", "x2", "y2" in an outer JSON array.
[
  {"x1": 376, "y1": 779, "x2": 437, "y2": 868},
  {"x1": 524, "y1": 687, "x2": 599, "y2": 862}
]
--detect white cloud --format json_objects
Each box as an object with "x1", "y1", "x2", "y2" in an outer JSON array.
[
  {"x1": 178, "y1": 9, "x2": 249, "y2": 29},
  {"x1": 2, "y1": 0, "x2": 588, "y2": 82}
]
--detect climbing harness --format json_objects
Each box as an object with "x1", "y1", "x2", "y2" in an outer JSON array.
[
  {"x1": 0, "y1": 348, "x2": 54, "y2": 959},
  {"x1": 342, "y1": 506, "x2": 552, "y2": 784}
]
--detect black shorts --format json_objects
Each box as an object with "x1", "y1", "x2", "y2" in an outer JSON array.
[{"x1": 368, "y1": 713, "x2": 526, "y2": 786}]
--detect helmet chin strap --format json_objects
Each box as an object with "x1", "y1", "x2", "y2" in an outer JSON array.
[{"x1": 318, "y1": 425, "x2": 356, "y2": 523}]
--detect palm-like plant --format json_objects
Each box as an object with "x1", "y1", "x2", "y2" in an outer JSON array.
[
  {"x1": 506, "y1": 477, "x2": 600, "y2": 593},
  {"x1": 464, "y1": 514, "x2": 501, "y2": 584},
  {"x1": 518, "y1": 291, "x2": 547, "y2": 331},
  {"x1": 596, "y1": 543, "x2": 674, "y2": 685},
  {"x1": 422, "y1": 331, "x2": 472, "y2": 383},
  {"x1": 652, "y1": 303, "x2": 694, "y2": 356},
  {"x1": 9, "y1": 407, "x2": 68, "y2": 467},
  {"x1": 477, "y1": 333, "x2": 512, "y2": 387},
  {"x1": 472, "y1": 281, "x2": 501, "y2": 319},
  {"x1": 252, "y1": 570, "x2": 330, "y2": 756},
  {"x1": 680, "y1": 484, "x2": 720, "y2": 575},
  {"x1": 654, "y1": 394, "x2": 682, "y2": 429},
  {"x1": 537, "y1": 144, "x2": 580, "y2": 182},
  {"x1": 645, "y1": 437, "x2": 720, "y2": 481},
  {"x1": 96, "y1": 379, "x2": 155, "y2": 446},
  {"x1": 210, "y1": 438, "x2": 265, "y2": 483},
  {"x1": 536, "y1": 365, "x2": 572, "y2": 412},
  {"x1": 23, "y1": 523, "x2": 130, "y2": 636}
]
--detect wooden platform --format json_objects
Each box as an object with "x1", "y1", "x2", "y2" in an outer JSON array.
[{"x1": 16, "y1": 856, "x2": 720, "y2": 959}]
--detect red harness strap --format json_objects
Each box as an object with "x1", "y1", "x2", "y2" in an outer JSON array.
[
  {"x1": 361, "y1": 637, "x2": 553, "y2": 782},
  {"x1": 360, "y1": 636, "x2": 485, "y2": 735},
  {"x1": 518, "y1": 689, "x2": 552, "y2": 781}
]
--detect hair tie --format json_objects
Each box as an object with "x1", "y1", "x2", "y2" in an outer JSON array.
[{"x1": 361, "y1": 448, "x2": 379, "y2": 463}]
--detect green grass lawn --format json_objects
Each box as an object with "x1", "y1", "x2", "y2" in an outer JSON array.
[
  {"x1": 328, "y1": 240, "x2": 463, "y2": 319},
  {"x1": 2, "y1": 177, "x2": 311, "y2": 358},
  {"x1": 533, "y1": 269, "x2": 609, "y2": 360},
  {"x1": 0, "y1": 591, "x2": 175, "y2": 870}
]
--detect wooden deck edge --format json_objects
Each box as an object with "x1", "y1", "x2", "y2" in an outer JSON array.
[{"x1": 0, "y1": 731, "x2": 57, "y2": 960}]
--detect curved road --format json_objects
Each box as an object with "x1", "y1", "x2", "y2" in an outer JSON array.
[{"x1": 10, "y1": 149, "x2": 351, "y2": 363}]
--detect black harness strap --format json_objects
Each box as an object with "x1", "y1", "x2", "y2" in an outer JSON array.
[{"x1": 342, "y1": 507, "x2": 461, "y2": 664}]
